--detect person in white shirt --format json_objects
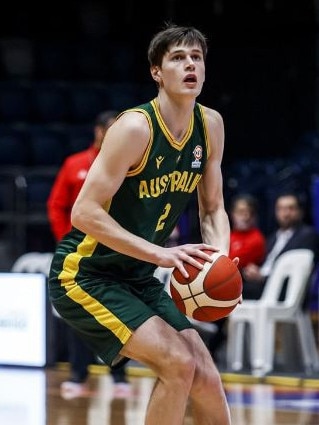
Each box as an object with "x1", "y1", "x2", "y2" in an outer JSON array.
[{"x1": 241, "y1": 192, "x2": 319, "y2": 299}]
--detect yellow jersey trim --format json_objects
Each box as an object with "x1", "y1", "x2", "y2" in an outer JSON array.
[{"x1": 151, "y1": 99, "x2": 194, "y2": 151}]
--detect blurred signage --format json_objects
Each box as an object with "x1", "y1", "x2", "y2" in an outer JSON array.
[{"x1": 0, "y1": 273, "x2": 46, "y2": 366}]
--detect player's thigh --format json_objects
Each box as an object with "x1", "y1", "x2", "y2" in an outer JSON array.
[{"x1": 120, "y1": 315, "x2": 195, "y2": 371}]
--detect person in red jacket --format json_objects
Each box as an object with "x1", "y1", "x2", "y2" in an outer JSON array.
[
  {"x1": 48, "y1": 111, "x2": 118, "y2": 241},
  {"x1": 229, "y1": 193, "x2": 266, "y2": 268},
  {"x1": 48, "y1": 110, "x2": 131, "y2": 398},
  {"x1": 208, "y1": 193, "x2": 266, "y2": 363}
]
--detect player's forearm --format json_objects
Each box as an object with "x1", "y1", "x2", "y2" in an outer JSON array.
[
  {"x1": 71, "y1": 201, "x2": 161, "y2": 264},
  {"x1": 200, "y1": 209, "x2": 230, "y2": 256}
]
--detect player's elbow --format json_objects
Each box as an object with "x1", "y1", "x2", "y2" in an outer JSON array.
[{"x1": 70, "y1": 201, "x2": 87, "y2": 231}]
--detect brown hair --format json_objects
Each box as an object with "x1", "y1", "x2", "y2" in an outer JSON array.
[{"x1": 147, "y1": 23, "x2": 208, "y2": 67}]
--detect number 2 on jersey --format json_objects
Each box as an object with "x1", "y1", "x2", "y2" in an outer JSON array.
[{"x1": 155, "y1": 203, "x2": 171, "y2": 231}]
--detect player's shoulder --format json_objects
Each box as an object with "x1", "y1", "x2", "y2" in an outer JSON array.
[
  {"x1": 114, "y1": 107, "x2": 152, "y2": 139},
  {"x1": 198, "y1": 104, "x2": 224, "y2": 126},
  {"x1": 197, "y1": 104, "x2": 224, "y2": 144}
]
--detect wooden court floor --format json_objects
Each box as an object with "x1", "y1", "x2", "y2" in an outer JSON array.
[{"x1": 1, "y1": 363, "x2": 319, "y2": 425}]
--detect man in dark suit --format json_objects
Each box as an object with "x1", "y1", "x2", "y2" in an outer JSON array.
[{"x1": 241, "y1": 192, "x2": 319, "y2": 300}]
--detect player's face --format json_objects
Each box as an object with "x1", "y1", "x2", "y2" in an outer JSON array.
[{"x1": 152, "y1": 43, "x2": 205, "y2": 98}]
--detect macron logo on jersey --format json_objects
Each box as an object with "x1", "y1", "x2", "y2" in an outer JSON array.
[{"x1": 156, "y1": 156, "x2": 165, "y2": 169}]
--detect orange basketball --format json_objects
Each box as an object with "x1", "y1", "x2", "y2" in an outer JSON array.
[{"x1": 170, "y1": 250, "x2": 242, "y2": 322}]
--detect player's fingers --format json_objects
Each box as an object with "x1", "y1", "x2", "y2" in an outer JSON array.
[
  {"x1": 231, "y1": 256, "x2": 239, "y2": 266},
  {"x1": 181, "y1": 244, "x2": 219, "y2": 263},
  {"x1": 174, "y1": 260, "x2": 191, "y2": 278},
  {"x1": 179, "y1": 253, "x2": 204, "y2": 272}
]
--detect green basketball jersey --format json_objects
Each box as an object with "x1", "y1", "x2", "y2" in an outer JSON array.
[{"x1": 54, "y1": 99, "x2": 210, "y2": 280}]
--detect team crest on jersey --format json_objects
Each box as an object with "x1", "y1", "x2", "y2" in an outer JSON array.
[{"x1": 191, "y1": 145, "x2": 202, "y2": 168}]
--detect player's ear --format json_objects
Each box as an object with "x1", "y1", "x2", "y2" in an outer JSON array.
[{"x1": 150, "y1": 66, "x2": 161, "y2": 82}]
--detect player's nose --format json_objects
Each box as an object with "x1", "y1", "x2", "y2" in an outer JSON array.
[{"x1": 185, "y1": 57, "x2": 195, "y2": 68}]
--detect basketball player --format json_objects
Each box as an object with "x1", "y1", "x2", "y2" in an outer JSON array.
[{"x1": 49, "y1": 23, "x2": 233, "y2": 424}]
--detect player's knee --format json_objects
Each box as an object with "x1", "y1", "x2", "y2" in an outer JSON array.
[
  {"x1": 192, "y1": 363, "x2": 222, "y2": 396},
  {"x1": 160, "y1": 343, "x2": 196, "y2": 383}
]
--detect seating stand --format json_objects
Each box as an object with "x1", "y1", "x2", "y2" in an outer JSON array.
[{"x1": 226, "y1": 249, "x2": 319, "y2": 376}]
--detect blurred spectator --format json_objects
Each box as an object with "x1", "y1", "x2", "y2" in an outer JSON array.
[
  {"x1": 229, "y1": 193, "x2": 266, "y2": 268},
  {"x1": 47, "y1": 110, "x2": 118, "y2": 240},
  {"x1": 241, "y1": 191, "x2": 319, "y2": 300},
  {"x1": 208, "y1": 193, "x2": 266, "y2": 361},
  {"x1": 47, "y1": 110, "x2": 131, "y2": 398}
]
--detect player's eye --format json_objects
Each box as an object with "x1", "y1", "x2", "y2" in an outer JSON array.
[{"x1": 192, "y1": 54, "x2": 202, "y2": 62}]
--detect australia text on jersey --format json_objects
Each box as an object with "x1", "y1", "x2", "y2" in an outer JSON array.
[{"x1": 139, "y1": 171, "x2": 202, "y2": 198}]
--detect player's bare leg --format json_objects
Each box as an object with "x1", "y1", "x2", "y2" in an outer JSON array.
[
  {"x1": 121, "y1": 316, "x2": 197, "y2": 424},
  {"x1": 120, "y1": 316, "x2": 231, "y2": 425},
  {"x1": 182, "y1": 328, "x2": 231, "y2": 425}
]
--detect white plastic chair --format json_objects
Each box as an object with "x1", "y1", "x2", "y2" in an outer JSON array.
[
  {"x1": 11, "y1": 252, "x2": 61, "y2": 318},
  {"x1": 11, "y1": 252, "x2": 53, "y2": 277},
  {"x1": 226, "y1": 249, "x2": 319, "y2": 376}
]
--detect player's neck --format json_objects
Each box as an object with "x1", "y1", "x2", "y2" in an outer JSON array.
[{"x1": 155, "y1": 95, "x2": 195, "y2": 141}]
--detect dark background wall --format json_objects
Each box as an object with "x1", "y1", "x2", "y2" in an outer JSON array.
[
  {"x1": 0, "y1": 0, "x2": 318, "y2": 260},
  {"x1": 0, "y1": 0, "x2": 316, "y2": 161},
  {"x1": 0, "y1": 0, "x2": 317, "y2": 164}
]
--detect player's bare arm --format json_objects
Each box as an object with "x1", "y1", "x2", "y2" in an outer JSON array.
[
  {"x1": 71, "y1": 111, "x2": 148, "y2": 231},
  {"x1": 197, "y1": 107, "x2": 231, "y2": 256}
]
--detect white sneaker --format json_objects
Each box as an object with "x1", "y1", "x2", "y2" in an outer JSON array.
[
  {"x1": 60, "y1": 381, "x2": 90, "y2": 399},
  {"x1": 113, "y1": 382, "x2": 132, "y2": 398}
]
